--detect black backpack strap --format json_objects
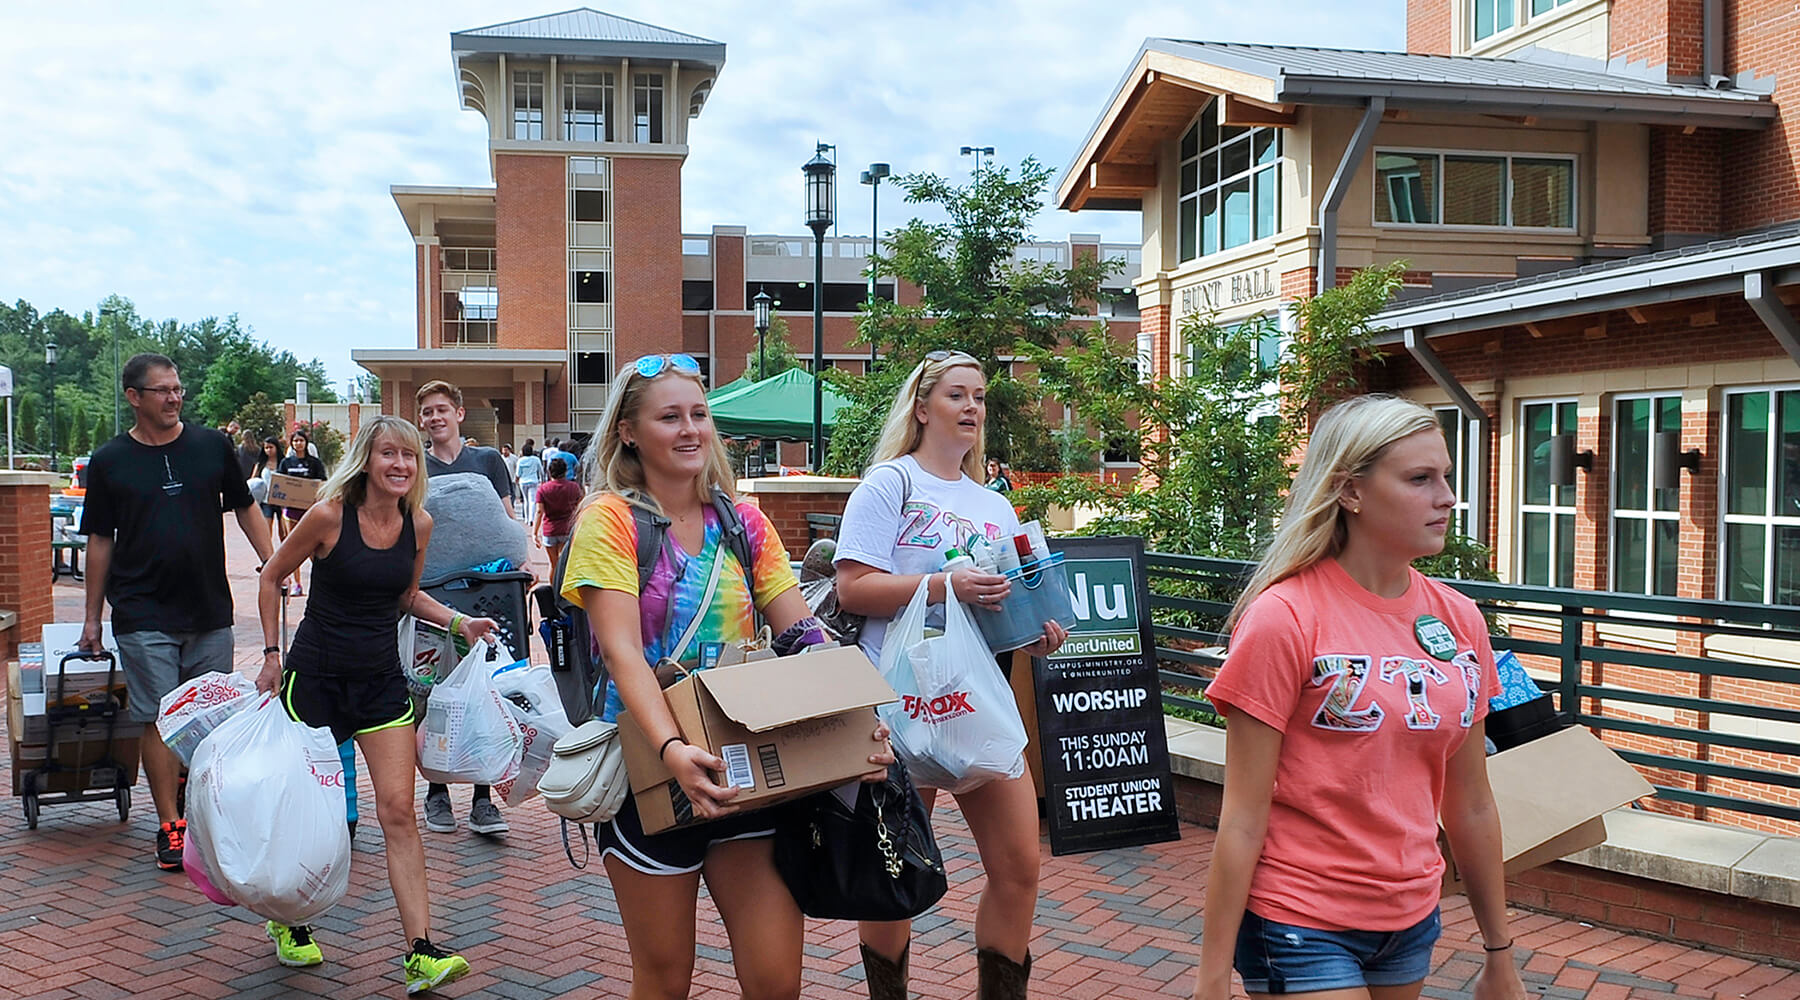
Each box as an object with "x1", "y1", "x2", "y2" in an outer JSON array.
[
  {"x1": 624, "y1": 491, "x2": 674, "y2": 593},
  {"x1": 710, "y1": 486, "x2": 758, "y2": 598}
]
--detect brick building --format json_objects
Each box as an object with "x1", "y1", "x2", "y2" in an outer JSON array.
[
  {"x1": 1062, "y1": 1, "x2": 1800, "y2": 831},
  {"x1": 357, "y1": 9, "x2": 1142, "y2": 467}
]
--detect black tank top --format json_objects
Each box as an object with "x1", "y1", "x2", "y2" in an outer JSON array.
[{"x1": 288, "y1": 503, "x2": 417, "y2": 676}]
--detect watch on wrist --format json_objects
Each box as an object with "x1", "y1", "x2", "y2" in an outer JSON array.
[{"x1": 263, "y1": 645, "x2": 281, "y2": 656}]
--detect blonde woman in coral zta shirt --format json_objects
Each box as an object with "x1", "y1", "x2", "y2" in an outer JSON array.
[{"x1": 1193, "y1": 396, "x2": 1527, "y2": 1000}]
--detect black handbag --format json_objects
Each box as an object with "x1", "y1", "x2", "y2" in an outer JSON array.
[{"x1": 773, "y1": 762, "x2": 948, "y2": 922}]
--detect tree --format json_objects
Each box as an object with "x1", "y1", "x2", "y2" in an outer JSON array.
[
  {"x1": 744, "y1": 311, "x2": 801, "y2": 381},
  {"x1": 294, "y1": 419, "x2": 345, "y2": 470},
  {"x1": 232, "y1": 392, "x2": 284, "y2": 444},
  {"x1": 1022, "y1": 262, "x2": 1426, "y2": 561},
  {"x1": 820, "y1": 159, "x2": 1119, "y2": 475},
  {"x1": 15, "y1": 393, "x2": 38, "y2": 451}
]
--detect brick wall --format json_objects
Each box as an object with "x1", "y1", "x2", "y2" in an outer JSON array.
[
  {"x1": 1611, "y1": 0, "x2": 1704, "y2": 78},
  {"x1": 495, "y1": 154, "x2": 567, "y2": 352},
  {"x1": 714, "y1": 232, "x2": 745, "y2": 312},
  {"x1": 1407, "y1": 0, "x2": 1451, "y2": 54},
  {"x1": 738, "y1": 482, "x2": 854, "y2": 561},
  {"x1": 611, "y1": 156, "x2": 684, "y2": 364},
  {"x1": 1719, "y1": 0, "x2": 1800, "y2": 231},
  {"x1": 0, "y1": 477, "x2": 57, "y2": 643},
  {"x1": 1648, "y1": 127, "x2": 1721, "y2": 242}
]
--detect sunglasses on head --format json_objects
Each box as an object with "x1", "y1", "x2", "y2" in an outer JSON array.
[
  {"x1": 925, "y1": 350, "x2": 979, "y2": 364},
  {"x1": 633, "y1": 353, "x2": 702, "y2": 380}
]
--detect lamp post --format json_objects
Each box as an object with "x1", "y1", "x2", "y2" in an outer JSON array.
[
  {"x1": 99, "y1": 306, "x2": 121, "y2": 436},
  {"x1": 803, "y1": 144, "x2": 836, "y2": 468},
  {"x1": 860, "y1": 162, "x2": 890, "y2": 367},
  {"x1": 960, "y1": 145, "x2": 994, "y2": 182},
  {"x1": 44, "y1": 342, "x2": 58, "y2": 473},
  {"x1": 752, "y1": 288, "x2": 772, "y2": 380}
]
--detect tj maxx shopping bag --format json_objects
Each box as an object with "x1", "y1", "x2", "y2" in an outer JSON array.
[{"x1": 1441, "y1": 725, "x2": 1654, "y2": 896}]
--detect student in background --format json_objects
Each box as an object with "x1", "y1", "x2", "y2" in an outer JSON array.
[
  {"x1": 276, "y1": 430, "x2": 327, "y2": 596},
  {"x1": 531, "y1": 456, "x2": 584, "y2": 572}
]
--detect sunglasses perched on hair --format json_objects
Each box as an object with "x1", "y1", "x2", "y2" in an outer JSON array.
[
  {"x1": 925, "y1": 350, "x2": 979, "y2": 364},
  {"x1": 633, "y1": 353, "x2": 702, "y2": 379}
]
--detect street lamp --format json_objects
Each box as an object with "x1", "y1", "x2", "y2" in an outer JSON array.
[
  {"x1": 803, "y1": 143, "x2": 836, "y2": 468},
  {"x1": 960, "y1": 145, "x2": 995, "y2": 181},
  {"x1": 44, "y1": 342, "x2": 58, "y2": 473},
  {"x1": 860, "y1": 162, "x2": 891, "y2": 366},
  {"x1": 99, "y1": 306, "x2": 121, "y2": 436},
  {"x1": 752, "y1": 288, "x2": 772, "y2": 380}
]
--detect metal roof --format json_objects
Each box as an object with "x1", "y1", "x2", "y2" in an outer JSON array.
[
  {"x1": 1372, "y1": 225, "x2": 1800, "y2": 340},
  {"x1": 452, "y1": 8, "x2": 725, "y2": 67}
]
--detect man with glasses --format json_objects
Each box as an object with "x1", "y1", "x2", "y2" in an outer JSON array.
[{"x1": 79, "y1": 353, "x2": 274, "y2": 871}]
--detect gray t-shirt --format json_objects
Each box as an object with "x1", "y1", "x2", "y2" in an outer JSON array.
[{"x1": 425, "y1": 444, "x2": 511, "y2": 501}]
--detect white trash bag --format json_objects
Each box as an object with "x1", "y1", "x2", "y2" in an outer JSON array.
[
  {"x1": 158, "y1": 671, "x2": 258, "y2": 767},
  {"x1": 876, "y1": 578, "x2": 1028, "y2": 794},
  {"x1": 490, "y1": 660, "x2": 574, "y2": 806},
  {"x1": 186, "y1": 695, "x2": 351, "y2": 926},
  {"x1": 416, "y1": 642, "x2": 525, "y2": 786}
]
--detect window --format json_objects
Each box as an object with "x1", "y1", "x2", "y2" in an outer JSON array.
[
  {"x1": 1518, "y1": 400, "x2": 1578, "y2": 587},
  {"x1": 1375, "y1": 151, "x2": 1573, "y2": 229},
  {"x1": 1472, "y1": 0, "x2": 1578, "y2": 44},
  {"x1": 633, "y1": 73, "x2": 663, "y2": 143},
  {"x1": 441, "y1": 248, "x2": 497, "y2": 346},
  {"x1": 574, "y1": 351, "x2": 611, "y2": 384},
  {"x1": 512, "y1": 70, "x2": 544, "y2": 140},
  {"x1": 1613, "y1": 395, "x2": 1682, "y2": 595},
  {"x1": 682, "y1": 280, "x2": 714, "y2": 310},
  {"x1": 682, "y1": 238, "x2": 711, "y2": 256},
  {"x1": 571, "y1": 271, "x2": 608, "y2": 303},
  {"x1": 1177, "y1": 99, "x2": 1282, "y2": 263},
  {"x1": 1435, "y1": 407, "x2": 1480, "y2": 537},
  {"x1": 572, "y1": 189, "x2": 607, "y2": 222},
  {"x1": 563, "y1": 71, "x2": 613, "y2": 142},
  {"x1": 1722, "y1": 387, "x2": 1800, "y2": 604}
]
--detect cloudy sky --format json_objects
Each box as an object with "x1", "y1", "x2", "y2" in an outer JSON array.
[{"x1": 1, "y1": 1, "x2": 1402, "y2": 387}]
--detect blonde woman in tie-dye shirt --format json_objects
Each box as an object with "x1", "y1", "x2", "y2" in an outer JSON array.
[{"x1": 559, "y1": 352, "x2": 894, "y2": 1000}]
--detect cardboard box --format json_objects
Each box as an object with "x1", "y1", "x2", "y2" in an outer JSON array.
[
  {"x1": 9, "y1": 663, "x2": 143, "y2": 749},
  {"x1": 9, "y1": 725, "x2": 141, "y2": 796},
  {"x1": 267, "y1": 472, "x2": 321, "y2": 509},
  {"x1": 619, "y1": 644, "x2": 897, "y2": 834},
  {"x1": 25, "y1": 628, "x2": 130, "y2": 719},
  {"x1": 1441, "y1": 725, "x2": 1654, "y2": 895}
]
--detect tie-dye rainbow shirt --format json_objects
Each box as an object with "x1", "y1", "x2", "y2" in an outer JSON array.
[{"x1": 559, "y1": 492, "x2": 798, "y2": 721}]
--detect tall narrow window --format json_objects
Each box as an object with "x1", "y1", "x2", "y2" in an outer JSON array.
[
  {"x1": 512, "y1": 70, "x2": 544, "y2": 140},
  {"x1": 1612, "y1": 395, "x2": 1682, "y2": 595},
  {"x1": 1722, "y1": 387, "x2": 1800, "y2": 604},
  {"x1": 633, "y1": 73, "x2": 664, "y2": 143},
  {"x1": 1518, "y1": 400, "x2": 1578, "y2": 587},
  {"x1": 1177, "y1": 99, "x2": 1282, "y2": 264},
  {"x1": 1436, "y1": 407, "x2": 1478, "y2": 537},
  {"x1": 563, "y1": 71, "x2": 613, "y2": 142}
]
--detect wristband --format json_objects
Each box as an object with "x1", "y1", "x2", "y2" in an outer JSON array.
[
  {"x1": 263, "y1": 645, "x2": 281, "y2": 656},
  {"x1": 658, "y1": 736, "x2": 685, "y2": 761},
  {"x1": 449, "y1": 613, "x2": 465, "y2": 635},
  {"x1": 1483, "y1": 940, "x2": 1513, "y2": 953}
]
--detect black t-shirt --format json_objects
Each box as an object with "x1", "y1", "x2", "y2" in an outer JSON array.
[
  {"x1": 277, "y1": 454, "x2": 327, "y2": 481},
  {"x1": 80, "y1": 425, "x2": 255, "y2": 635}
]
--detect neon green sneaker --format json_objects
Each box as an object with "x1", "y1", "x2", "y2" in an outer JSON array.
[
  {"x1": 404, "y1": 938, "x2": 470, "y2": 994},
  {"x1": 267, "y1": 921, "x2": 324, "y2": 967}
]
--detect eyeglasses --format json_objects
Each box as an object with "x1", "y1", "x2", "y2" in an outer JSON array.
[
  {"x1": 925, "y1": 350, "x2": 978, "y2": 364},
  {"x1": 132, "y1": 385, "x2": 185, "y2": 398},
  {"x1": 633, "y1": 354, "x2": 702, "y2": 380}
]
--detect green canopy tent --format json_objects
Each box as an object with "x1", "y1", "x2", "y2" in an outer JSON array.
[
  {"x1": 706, "y1": 375, "x2": 753, "y2": 400},
  {"x1": 706, "y1": 367, "x2": 851, "y2": 440}
]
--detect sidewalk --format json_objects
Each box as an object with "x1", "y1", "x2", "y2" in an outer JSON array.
[{"x1": 2, "y1": 521, "x2": 1796, "y2": 999}]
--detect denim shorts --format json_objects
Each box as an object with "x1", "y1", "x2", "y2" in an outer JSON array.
[{"x1": 1234, "y1": 908, "x2": 1441, "y2": 994}]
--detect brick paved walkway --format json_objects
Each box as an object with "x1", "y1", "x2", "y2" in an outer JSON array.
[{"x1": 3, "y1": 522, "x2": 1797, "y2": 999}]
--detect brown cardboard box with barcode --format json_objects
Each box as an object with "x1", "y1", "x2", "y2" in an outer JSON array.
[{"x1": 618, "y1": 644, "x2": 897, "y2": 834}]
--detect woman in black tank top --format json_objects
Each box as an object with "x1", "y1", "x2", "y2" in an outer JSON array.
[{"x1": 256, "y1": 415, "x2": 496, "y2": 993}]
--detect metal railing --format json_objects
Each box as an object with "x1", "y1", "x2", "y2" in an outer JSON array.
[{"x1": 1145, "y1": 552, "x2": 1800, "y2": 825}]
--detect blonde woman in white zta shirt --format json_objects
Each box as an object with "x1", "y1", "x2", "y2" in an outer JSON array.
[{"x1": 833, "y1": 351, "x2": 1068, "y2": 1000}]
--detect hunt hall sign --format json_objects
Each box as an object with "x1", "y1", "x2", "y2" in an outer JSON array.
[{"x1": 1178, "y1": 265, "x2": 1277, "y2": 314}]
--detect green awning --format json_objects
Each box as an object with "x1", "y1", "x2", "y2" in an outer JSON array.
[
  {"x1": 707, "y1": 367, "x2": 850, "y2": 440},
  {"x1": 707, "y1": 376, "x2": 752, "y2": 401}
]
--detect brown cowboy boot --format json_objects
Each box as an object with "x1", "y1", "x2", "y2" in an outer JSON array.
[
  {"x1": 977, "y1": 947, "x2": 1031, "y2": 1000},
  {"x1": 860, "y1": 943, "x2": 909, "y2": 1000}
]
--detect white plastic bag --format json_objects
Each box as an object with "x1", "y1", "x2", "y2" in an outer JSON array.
[
  {"x1": 158, "y1": 671, "x2": 258, "y2": 767},
  {"x1": 416, "y1": 642, "x2": 525, "y2": 786},
  {"x1": 186, "y1": 695, "x2": 351, "y2": 925},
  {"x1": 876, "y1": 578, "x2": 1028, "y2": 794},
  {"x1": 490, "y1": 660, "x2": 574, "y2": 806}
]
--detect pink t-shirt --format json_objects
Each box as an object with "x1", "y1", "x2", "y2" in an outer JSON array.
[{"x1": 1205, "y1": 558, "x2": 1501, "y2": 932}]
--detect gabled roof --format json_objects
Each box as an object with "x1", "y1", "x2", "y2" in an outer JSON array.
[
  {"x1": 452, "y1": 8, "x2": 725, "y2": 67},
  {"x1": 1058, "y1": 40, "x2": 1775, "y2": 212}
]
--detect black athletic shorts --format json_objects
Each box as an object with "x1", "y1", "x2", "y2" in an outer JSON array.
[
  {"x1": 592, "y1": 792, "x2": 779, "y2": 876},
  {"x1": 281, "y1": 669, "x2": 414, "y2": 745}
]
